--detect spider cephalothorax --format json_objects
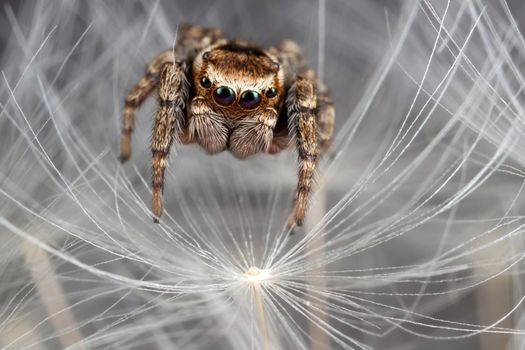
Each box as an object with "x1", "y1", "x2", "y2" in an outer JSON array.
[
  {"x1": 189, "y1": 40, "x2": 285, "y2": 158},
  {"x1": 120, "y1": 24, "x2": 335, "y2": 229}
]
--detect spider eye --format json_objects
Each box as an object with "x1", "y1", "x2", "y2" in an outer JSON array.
[
  {"x1": 200, "y1": 76, "x2": 211, "y2": 88},
  {"x1": 239, "y1": 90, "x2": 261, "y2": 109},
  {"x1": 214, "y1": 86, "x2": 236, "y2": 106},
  {"x1": 266, "y1": 88, "x2": 277, "y2": 98}
]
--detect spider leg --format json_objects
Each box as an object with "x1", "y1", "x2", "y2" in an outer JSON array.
[
  {"x1": 286, "y1": 74, "x2": 319, "y2": 229},
  {"x1": 316, "y1": 81, "x2": 335, "y2": 153},
  {"x1": 271, "y1": 40, "x2": 307, "y2": 83},
  {"x1": 121, "y1": 24, "x2": 222, "y2": 162},
  {"x1": 120, "y1": 50, "x2": 173, "y2": 162},
  {"x1": 272, "y1": 40, "x2": 335, "y2": 228},
  {"x1": 151, "y1": 61, "x2": 189, "y2": 221},
  {"x1": 176, "y1": 24, "x2": 223, "y2": 59},
  {"x1": 291, "y1": 67, "x2": 334, "y2": 153},
  {"x1": 150, "y1": 24, "x2": 223, "y2": 222}
]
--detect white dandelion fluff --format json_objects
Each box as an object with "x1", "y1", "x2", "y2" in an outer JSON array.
[{"x1": 1, "y1": 0, "x2": 525, "y2": 349}]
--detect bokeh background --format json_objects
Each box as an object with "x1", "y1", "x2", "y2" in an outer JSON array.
[{"x1": 1, "y1": 0, "x2": 525, "y2": 349}]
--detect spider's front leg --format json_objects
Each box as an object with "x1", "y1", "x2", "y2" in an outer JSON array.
[
  {"x1": 121, "y1": 25, "x2": 222, "y2": 163},
  {"x1": 286, "y1": 74, "x2": 320, "y2": 229},
  {"x1": 121, "y1": 50, "x2": 173, "y2": 161},
  {"x1": 151, "y1": 61, "x2": 189, "y2": 221},
  {"x1": 145, "y1": 24, "x2": 223, "y2": 222}
]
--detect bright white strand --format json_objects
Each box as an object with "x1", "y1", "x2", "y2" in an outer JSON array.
[
  {"x1": 317, "y1": 0, "x2": 326, "y2": 82},
  {"x1": 3, "y1": 0, "x2": 525, "y2": 349}
]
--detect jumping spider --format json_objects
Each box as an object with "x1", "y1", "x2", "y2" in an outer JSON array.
[{"x1": 120, "y1": 24, "x2": 335, "y2": 229}]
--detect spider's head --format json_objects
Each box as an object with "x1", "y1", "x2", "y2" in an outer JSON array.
[{"x1": 192, "y1": 41, "x2": 285, "y2": 119}]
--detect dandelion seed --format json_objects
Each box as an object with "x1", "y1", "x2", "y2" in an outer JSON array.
[
  {"x1": 2, "y1": 0, "x2": 525, "y2": 349},
  {"x1": 242, "y1": 267, "x2": 273, "y2": 284}
]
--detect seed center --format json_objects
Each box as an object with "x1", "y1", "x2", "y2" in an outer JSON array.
[{"x1": 243, "y1": 267, "x2": 271, "y2": 283}]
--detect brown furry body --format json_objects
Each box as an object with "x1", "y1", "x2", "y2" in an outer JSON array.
[{"x1": 120, "y1": 24, "x2": 335, "y2": 229}]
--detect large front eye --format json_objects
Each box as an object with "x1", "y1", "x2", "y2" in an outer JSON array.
[
  {"x1": 214, "y1": 86, "x2": 236, "y2": 106},
  {"x1": 239, "y1": 90, "x2": 261, "y2": 109}
]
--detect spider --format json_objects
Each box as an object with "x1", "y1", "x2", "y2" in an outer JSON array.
[{"x1": 120, "y1": 24, "x2": 334, "y2": 229}]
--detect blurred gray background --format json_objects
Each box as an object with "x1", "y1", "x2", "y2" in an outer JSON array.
[{"x1": 1, "y1": 1, "x2": 525, "y2": 350}]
